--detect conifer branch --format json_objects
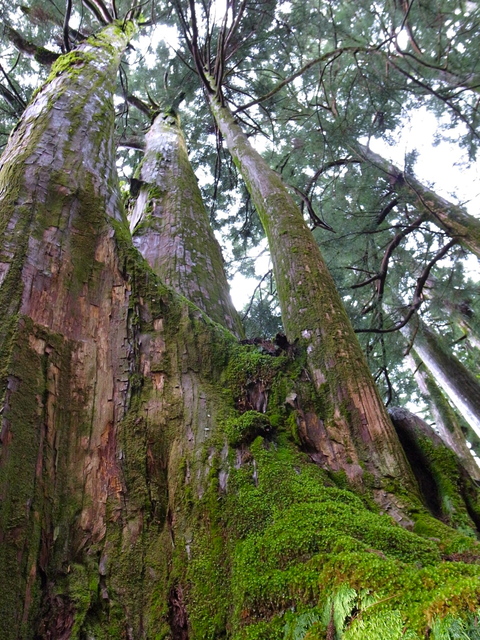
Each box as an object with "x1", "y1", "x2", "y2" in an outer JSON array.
[{"x1": 234, "y1": 47, "x2": 375, "y2": 114}]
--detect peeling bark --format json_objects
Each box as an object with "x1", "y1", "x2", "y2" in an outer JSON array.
[{"x1": 0, "y1": 21, "x2": 135, "y2": 636}]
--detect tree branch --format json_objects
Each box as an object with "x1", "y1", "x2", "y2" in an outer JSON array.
[
  {"x1": 63, "y1": 0, "x2": 73, "y2": 51},
  {"x1": 355, "y1": 239, "x2": 457, "y2": 334},
  {"x1": 4, "y1": 25, "x2": 59, "y2": 65},
  {"x1": 234, "y1": 47, "x2": 375, "y2": 114}
]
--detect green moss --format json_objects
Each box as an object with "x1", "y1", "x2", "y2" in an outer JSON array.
[
  {"x1": 45, "y1": 50, "x2": 96, "y2": 84},
  {"x1": 225, "y1": 411, "x2": 273, "y2": 445}
]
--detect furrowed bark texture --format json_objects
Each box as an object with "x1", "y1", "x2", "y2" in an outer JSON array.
[
  {"x1": 405, "y1": 352, "x2": 480, "y2": 480},
  {"x1": 2, "y1": 44, "x2": 480, "y2": 637},
  {"x1": 209, "y1": 97, "x2": 415, "y2": 491},
  {"x1": 356, "y1": 144, "x2": 480, "y2": 259},
  {"x1": 0, "y1": 22, "x2": 135, "y2": 636},
  {"x1": 402, "y1": 319, "x2": 480, "y2": 440},
  {"x1": 129, "y1": 111, "x2": 244, "y2": 338}
]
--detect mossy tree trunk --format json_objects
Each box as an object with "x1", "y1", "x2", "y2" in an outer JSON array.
[
  {"x1": 208, "y1": 96, "x2": 416, "y2": 493},
  {"x1": 389, "y1": 406, "x2": 480, "y2": 531},
  {"x1": 2, "y1": 24, "x2": 480, "y2": 640},
  {"x1": 129, "y1": 110, "x2": 244, "y2": 338},
  {"x1": 405, "y1": 351, "x2": 480, "y2": 480},
  {"x1": 402, "y1": 318, "x2": 480, "y2": 440},
  {"x1": 0, "y1": 21, "x2": 136, "y2": 637}
]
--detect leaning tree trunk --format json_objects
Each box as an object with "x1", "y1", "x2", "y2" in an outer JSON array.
[
  {"x1": 443, "y1": 299, "x2": 480, "y2": 353},
  {"x1": 208, "y1": 94, "x2": 416, "y2": 494},
  {"x1": 402, "y1": 318, "x2": 480, "y2": 439},
  {"x1": 356, "y1": 143, "x2": 480, "y2": 259},
  {"x1": 129, "y1": 110, "x2": 244, "y2": 338},
  {"x1": 0, "y1": 22, "x2": 136, "y2": 637},
  {"x1": 404, "y1": 351, "x2": 480, "y2": 480}
]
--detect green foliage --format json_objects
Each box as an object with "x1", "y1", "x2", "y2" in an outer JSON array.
[{"x1": 430, "y1": 613, "x2": 480, "y2": 640}]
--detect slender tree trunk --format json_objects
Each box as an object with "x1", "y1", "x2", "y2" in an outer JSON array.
[
  {"x1": 356, "y1": 144, "x2": 480, "y2": 259},
  {"x1": 425, "y1": 276, "x2": 480, "y2": 356},
  {"x1": 402, "y1": 318, "x2": 480, "y2": 439},
  {"x1": 443, "y1": 300, "x2": 480, "y2": 353},
  {"x1": 129, "y1": 110, "x2": 244, "y2": 338},
  {"x1": 404, "y1": 352, "x2": 480, "y2": 480},
  {"x1": 208, "y1": 96, "x2": 416, "y2": 492},
  {"x1": 0, "y1": 22, "x2": 135, "y2": 637}
]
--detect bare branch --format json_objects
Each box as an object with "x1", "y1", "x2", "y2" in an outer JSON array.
[
  {"x1": 63, "y1": 0, "x2": 73, "y2": 51},
  {"x1": 242, "y1": 270, "x2": 273, "y2": 321},
  {"x1": 287, "y1": 184, "x2": 335, "y2": 232},
  {"x1": 355, "y1": 239, "x2": 457, "y2": 334}
]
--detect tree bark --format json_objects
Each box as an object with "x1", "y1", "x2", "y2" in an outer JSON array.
[
  {"x1": 208, "y1": 95, "x2": 416, "y2": 490},
  {"x1": 402, "y1": 318, "x2": 480, "y2": 439},
  {"x1": 0, "y1": 21, "x2": 136, "y2": 636},
  {"x1": 2, "y1": 22, "x2": 480, "y2": 640},
  {"x1": 356, "y1": 143, "x2": 480, "y2": 259},
  {"x1": 129, "y1": 110, "x2": 244, "y2": 338},
  {"x1": 405, "y1": 351, "x2": 480, "y2": 480},
  {"x1": 389, "y1": 406, "x2": 480, "y2": 531}
]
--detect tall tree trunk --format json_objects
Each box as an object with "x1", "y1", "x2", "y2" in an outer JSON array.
[
  {"x1": 443, "y1": 299, "x2": 480, "y2": 353},
  {"x1": 402, "y1": 318, "x2": 480, "y2": 439},
  {"x1": 0, "y1": 22, "x2": 135, "y2": 637},
  {"x1": 356, "y1": 143, "x2": 480, "y2": 259},
  {"x1": 129, "y1": 110, "x2": 244, "y2": 338},
  {"x1": 404, "y1": 352, "x2": 480, "y2": 480},
  {"x1": 3, "y1": 23, "x2": 480, "y2": 640},
  {"x1": 208, "y1": 95, "x2": 416, "y2": 491}
]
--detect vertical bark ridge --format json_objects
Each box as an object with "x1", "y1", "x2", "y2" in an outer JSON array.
[
  {"x1": 209, "y1": 97, "x2": 416, "y2": 492},
  {"x1": 129, "y1": 111, "x2": 244, "y2": 338},
  {"x1": 0, "y1": 22, "x2": 136, "y2": 636}
]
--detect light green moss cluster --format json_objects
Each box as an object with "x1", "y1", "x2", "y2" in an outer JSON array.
[{"x1": 45, "y1": 50, "x2": 96, "y2": 84}]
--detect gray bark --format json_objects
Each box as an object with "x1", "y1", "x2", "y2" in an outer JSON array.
[{"x1": 402, "y1": 318, "x2": 480, "y2": 440}]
